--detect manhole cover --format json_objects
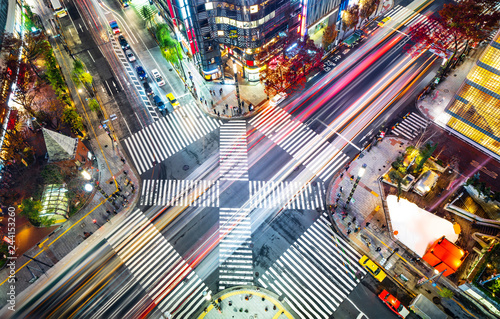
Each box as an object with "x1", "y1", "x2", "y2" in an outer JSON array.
[
  {"x1": 444, "y1": 89, "x2": 449, "y2": 93},
  {"x1": 183, "y1": 165, "x2": 189, "y2": 171},
  {"x1": 104, "y1": 145, "x2": 108, "y2": 148},
  {"x1": 255, "y1": 272, "x2": 259, "y2": 277}
]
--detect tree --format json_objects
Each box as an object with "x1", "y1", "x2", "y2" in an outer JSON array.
[
  {"x1": 359, "y1": 0, "x2": 379, "y2": 21},
  {"x1": 388, "y1": 170, "x2": 403, "y2": 202},
  {"x1": 19, "y1": 198, "x2": 52, "y2": 227},
  {"x1": 322, "y1": 24, "x2": 337, "y2": 50},
  {"x1": 71, "y1": 58, "x2": 93, "y2": 96},
  {"x1": 62, "y1": 107, "x2": 85, "y2": 134},
  {"x1": 342, "y1": 5, "x2": 360, "y2": 31},
  {"x1": 414, "y1": 143, "x2": 438, "y2": 173},
  {"x1": 156, "y1": 24, "x2": 183, "y2": 66},
  {"x1": 140, "y1": 6, "x2": 156, "y2": 29},
  {"x1": 438, "y1": 287, "x2": 454, "y2": 299}
]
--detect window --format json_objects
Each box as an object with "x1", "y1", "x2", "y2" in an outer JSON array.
[
  {"x1": 217, "y1": 30, "x2": 224, "y2": 36},
  {"x1": 205, "y1": 2, "x2": 213, "y2": 10},
  {"x1": 250, "y1": 5, "x2": 258, "y2": 13}
]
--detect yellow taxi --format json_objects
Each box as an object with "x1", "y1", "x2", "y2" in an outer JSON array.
[
  {"x1": 166, "y1": 93, "x2": 180, "y2": 108},
  {"x1": 378, "y1": 17, "x2": 391, "y2": 27},
  {"x1": 359, "y1": 255, "x2": 387, "y2": 282}
]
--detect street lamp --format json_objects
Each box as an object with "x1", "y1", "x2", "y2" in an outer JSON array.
[
  {"x1": 345, "y1": 164, "x2": 367, "y2": 206},
  {"x1": 84, "y1": 183, "x2": 93, "y2": 192},
  {"x1": 233, "y1": 60, "x2": 242, "y2": 109},
  {"x1": 81, "y1": 170, "x2": 91, "y2": 180}
]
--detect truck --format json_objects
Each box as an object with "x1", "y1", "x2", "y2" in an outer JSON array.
[{"x1": 409, "y1": 294, "x2": 447, "y2": 319}]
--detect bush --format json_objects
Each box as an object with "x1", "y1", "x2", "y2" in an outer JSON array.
[{"x1": 41, "y1": 164, "x2": 64, "y2": 184}]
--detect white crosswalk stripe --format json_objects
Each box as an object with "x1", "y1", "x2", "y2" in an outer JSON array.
[
  {"x1": 249, "y1": 105, "x2": 349, "y2": 181},
  {"x1": 258, "y1": 214, "x2": 366, "y2": 319},
  {"x1": 140, "y1": 179, "x2": 219, "y2": 207},
  {"x1": 106, "y1": 209, "x2": 211, "y2": 319},
  {"x1": 124, "y1": 102, "x2": 223, "y2": 174},
  {"x1": 249, "y1": 181, "x2": 325, "y2": 210},
  {"x1": 219, "y1": 208, "x2": 254, "y2": 290},
  {"x1": 390, "y1": 112, "x2": 428, "y2": 140},
  {"x1": 220, "y1": 120, "x2": 248, "y2": 181},
  {"x1": 109, "y1": 35, "x2": 159, "y2": 121}
]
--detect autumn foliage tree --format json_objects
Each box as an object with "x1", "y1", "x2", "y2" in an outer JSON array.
[
  {"x1": 342, "y1": 5, "x2": 360, "y2": 31},
  {"x1": 260, "y1": 35, "x2": 323, "y2": 96},
  {"x1": 359, "y1": 0, "x2": 379, "y2": 21},
  {"x1": 408, "y1": 0, "x2": 500, "y2": 58},
  {"x1": 322, "y1": 24, "x2": 338, "y2": 50}
]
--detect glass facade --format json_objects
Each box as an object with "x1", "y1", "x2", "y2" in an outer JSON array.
[{"x1": 445, "y1": 29, "x2": 500, "y2": 156}]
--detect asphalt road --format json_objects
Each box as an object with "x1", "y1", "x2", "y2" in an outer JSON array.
[{"x1": 7, "y1": 0, "x2": 451, "y2": 318}]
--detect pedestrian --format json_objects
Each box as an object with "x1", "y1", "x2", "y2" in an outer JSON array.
[
  {"x1": 185, "y1": 83, "x2": 188, "y2": 91},
  {"x1": 220, "y1": 88, "x2": 223, "y2": 95},
  {"x1": 366, "y1": 222, "x2": 370, "y2": 227},
  {"x1": 347, "y1": 222, "x2": 351, "y2": 227},
  {"x1": 340, "y1": 173, "x2": 344, "y2": 178},
  {"x1": 200, "y1": 96, "x2": 203, "y2": 103},
  {"x1": 121, "y1": 157, "x2": 126, "y2": 163},
  {"x1": 376, "y1": 247, "x2": 381, "y2": 252},
  {"x1": 382, "y1": 224, "x2": 386, "y2": 228},
  {"x1": 225, "y1": 104, "x2": 229, "y2": 110},
  {"x1": 339, "y1": 186, "x2": 343, "y2": 192},
  {"x1": 350, "y1": 175, "x2": 354, "y2": 181},
  {"x1": 211, "y1": 100, "x2": 214, "y2": 107},
  {"x1": 223, "y1": 109, "x2": 226, "y2": 115},
  {"x1": 347, "y1": 229, "x2": 351, "y2": 235},
  {"x1": 352, "y1": 217, "x2": 356, "y2": 223},
  {"x1": 106, "y1": 210, "x2": 111, "y2": 215},
  {"x1": 345, "y1": 165, "x2": 350, "y2": 171},
  {"x1": 205, "y1": 100, "x2": 207, "y2": 105}
]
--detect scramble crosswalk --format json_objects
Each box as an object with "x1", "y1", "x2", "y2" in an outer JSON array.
[
  {"x1": 123, "y1": 101, "x2": 222, "y2": 174},
  {"x1": 106, "y1": 209, "x2": 211, "y2": 319},
  {"x1": 249, "y1": 181, "x2": 325, "y2": 210},
  {"x1": 139, "y1": 179, "x2": 219, "y2": 207},
  {"x1": 219, "y1": 208, "x2": 254, "y2": 290},
  {"x1": 390, "y1": 112, "x2": 428, "y2": 140},
  {"x1": 258, "y1": 213, "x2": 366, "y2": 319},
  {"x1": 249, "y1": 105, "x2": 350, "y2": 182},
  {"x1": 220, "y1": 120, "x2": 249, "y2": 181}
]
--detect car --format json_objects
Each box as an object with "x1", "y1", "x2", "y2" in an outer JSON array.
[
  {"x1": 270, "y1": 92, "x2": 287, "y2": 106},
  {"x1": 136, "y1": 66, "x2": 147, "y2": 80},
  {"x1": 166, "y1": 93, "x2": 180, "y2": 108},
  {"x1": 151, "y1": 69, "x2": 165, "y2": 86},
  {"x1": 109, "y1": 20, "x2": 120, "y2": 34},
  {"x1": 153, "y1": 95, "x2": 166, "y2": 111},
  {"x1": 359, "y1": 255, "x2": 387, "y2": 282},
  {"x1": 125, "y1": 50, "x2": 136, "y2": 62},
  {"x1": 143, "y1": 82, "x2": 153, "y2": 96},
  {"x1": 118, "y1": 35, "x2": 129, "y2": 50},
  {"x1": 378, "y1": 290, "x2": 410, "y2": 318}
]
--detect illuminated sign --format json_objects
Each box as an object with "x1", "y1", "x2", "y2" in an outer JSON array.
[{"x1": 229, "y1": 30, "x2": 238, "y2": 38}]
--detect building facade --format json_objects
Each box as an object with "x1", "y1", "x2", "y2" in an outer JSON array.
[
  {"x1": 305, "y1": 0, "x2": 341, "y2": 37},
  {"x1": 154, "y1": 0, "x2": 303, "y2": 80},
  {"x1": 444, "y1": 29, "x2": 500, "y2": 156}
]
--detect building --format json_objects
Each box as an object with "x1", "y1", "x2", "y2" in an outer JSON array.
[
  {"x1": 42, "y1": 128, "x2": 92, "y2": 168},
  {"x1": 444, "y1": 29, "x2": 500, "y2": 156},
  {"x1": 153, "y1": 0, "x2": 304, "y2": 81},
  {"x1": 306, "y1": 0, "x2": 341, "y2": 43},
  {"x1": 422, "y1": 236, "x2": 468, "y2": 277}
]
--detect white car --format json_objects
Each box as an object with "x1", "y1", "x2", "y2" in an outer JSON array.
[
  {"x1": 270, "y1": 92, "x2": 288, "y2": 106},
  {"x1": 151, "y1": 68, "x2": 165, "y2": 86},
  {"x1": 125, "y1": 50, "x2": 136, "y2": 62}
]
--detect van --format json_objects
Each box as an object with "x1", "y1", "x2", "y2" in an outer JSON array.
[{"x1": 414, "y1": 170, "x2": 439, "y2": 196}]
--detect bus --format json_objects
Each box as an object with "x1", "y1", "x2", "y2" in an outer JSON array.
[{"x1": 50, "y1": 0, "x2": 67, "y2": 18}]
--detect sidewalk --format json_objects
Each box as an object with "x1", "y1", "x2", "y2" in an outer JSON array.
[
  {"x1": 326, "y1": 137, "x2": 485, "y2": 319},
  {"x1": 195, "y1": 286, "x2": 295, "y2": 319},
  {"x1": 175, "y1": 58, "x2": 268, "y2": 120},
  {"x1": 416, "y1": 47, "x2": 482, "y2": 124},
  {"x1": 0, "y1": 19, "x2": 142, "y2": 308}
]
